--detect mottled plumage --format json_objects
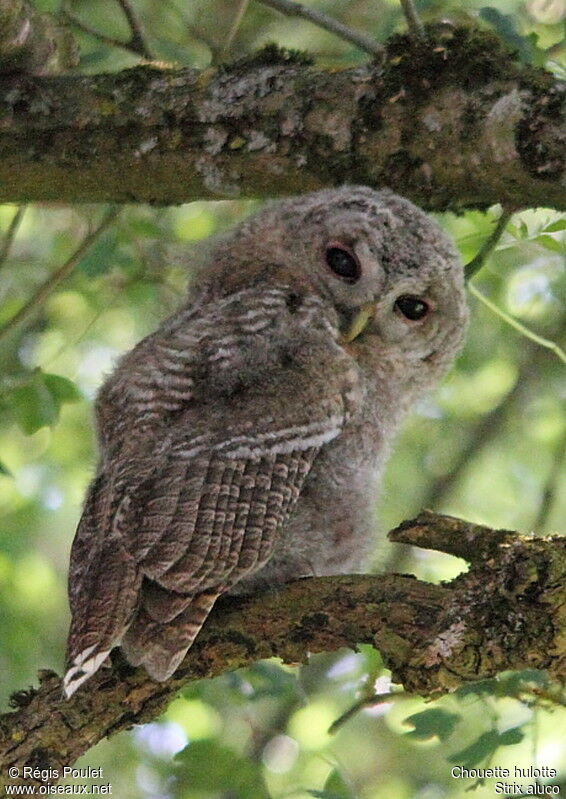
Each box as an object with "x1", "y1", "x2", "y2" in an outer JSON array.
[{"x1": 64, "y1": 186, "x2": 468, "y2": 697}]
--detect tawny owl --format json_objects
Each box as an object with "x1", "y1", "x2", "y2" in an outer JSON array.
[{"x1": 64, "y1": 186, "x2": 468, "y2": 698}]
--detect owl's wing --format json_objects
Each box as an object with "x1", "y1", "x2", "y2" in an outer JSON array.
[
  {"x1": 65, "y1": 446, "x2": 319, "y2": 696},
  {"x1": 121, "y1": 444, "x2": 320, "y2": 682},
  {"x1": 65, "y1": 290, "x2": 359, "y2": 697}
]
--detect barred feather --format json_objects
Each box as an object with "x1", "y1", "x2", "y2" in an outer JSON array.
[{"x1": 65, "y1": 283, "x2": 352, "y2": 697}]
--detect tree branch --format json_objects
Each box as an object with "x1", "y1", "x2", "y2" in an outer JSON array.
[
  {"x1": 61, "y1": 0, "x2": 152, "y2": 60},
  {"x1": 399, "y1": 0, "x2": 426, "y2": 40},
  {"x1": 256, "y1": 0, "x2": 383, "y2": 57},
  {"x1": 0, "y1": 27, "x2": 563, "y2": 209},
  {"x1": 0, "y1": 205, "x2": 25, "y2": 271},
  {"x1": 464, "y1": 208, "x2": 513, "y2": 279},
  {"x1": 115, "y1": 0, "x2": 152, "y2": 60},
  {"x1": 0, "y1": 512, "x2": 563, "y2": 790},
  {"x1": 0, "y1": 207, "x2": 120, "y2": 344},
  {"x1": 60, "y1": 5, "x2": 135, "y2": 59}
]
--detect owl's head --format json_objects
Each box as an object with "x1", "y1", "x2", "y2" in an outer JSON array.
[{"x1": 197, "y1": 185, "x2": 468, "y2": 384}]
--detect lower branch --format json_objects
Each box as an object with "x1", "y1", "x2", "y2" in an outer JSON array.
[{"x1": 0, "y1": 512, "x2": 564, "y2": 789}]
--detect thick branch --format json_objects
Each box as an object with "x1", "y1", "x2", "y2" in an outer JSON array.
[
  {"x1": 0, "y1": 512, "x2": 563, "y2": 790},
  {"x1": 0, "y1": 27, "x2": 564, "y2": 209}
]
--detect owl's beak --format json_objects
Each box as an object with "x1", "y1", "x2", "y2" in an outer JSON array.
[{"x1": 340, "y1": 302, "x2": 378, "y2": 344}]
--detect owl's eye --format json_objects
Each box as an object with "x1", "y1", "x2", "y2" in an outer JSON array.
[
  {"x1": 325, "y1": 245, "x2": 361, "y2": 283},
  {"x1": 394, "y1": 295, "x2": 430, "y2": 321}
]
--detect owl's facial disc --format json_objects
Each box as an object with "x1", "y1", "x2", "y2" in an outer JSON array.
[{"x1": 314, "y1": 216, "x2": 460, "y2": 358}]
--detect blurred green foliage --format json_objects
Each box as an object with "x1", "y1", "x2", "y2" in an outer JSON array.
[{"x1": 0, "y1": 0, "x2": 564, "y2": 797}]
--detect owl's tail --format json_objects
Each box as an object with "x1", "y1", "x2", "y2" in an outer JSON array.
[
  {"x1": 64, "y1": 578, "x2": 219, "y2": 697},
  {"x1": 63, "y1": 645, "x2": 113, "y2": 699},
  {"x1": 120, "y1": 589, "x2": 220, "y2": 681},
  {"x1": 63, "y1": 538, "x2": 142, "y2": 699}
]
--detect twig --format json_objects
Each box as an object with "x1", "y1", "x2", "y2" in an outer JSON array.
[
  {"x1": 116, "y1": 0, "x2": 152, "y2": 59},
  {"x1": 221, "y1": 0, "x2": 251, "y2": 59},
  {"x1": 0, "y1": 206, "x2": 25, "y2": 270},
  {"x1": 255, "y1": 0, "x2": 383, "y2": 57},
  {"x1": 329, "y1": 691, "x2": 407, "y2": 733},
  {"x1": 62, "y1": 0, "x2": 151, "y2": 60},
  {"x1": 399, "y1": 0, "x2": 426, "y2": 40},
  {"x1": 464, "y1": 208, "x2": 514, "y2": 280},
  {"x1": 0, "y1": 207, "x2": 120, "y2": 345},
  {"x1": 62, "y1": 5, "x2": 137, "y2": 56},
  {"x1": 465, "y1": 206, "x2": 565, "y2": 365},
  {"x1": 532, "y1": 427, "x2": 566, "y2": 533},
  {"x1": 467, "y1": 283, "x2": 566, "y2": 365}
]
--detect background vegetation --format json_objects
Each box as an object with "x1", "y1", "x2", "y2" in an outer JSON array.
[{"x1": 0, "y1": 0, "x2": 564, "y2": 797}]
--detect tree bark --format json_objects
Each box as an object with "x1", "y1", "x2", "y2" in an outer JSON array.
[
  {"x1": 0, "y1": 27, "x2": 564, "y2": 210},
  {"x1": 0, "y1": 0, "x2": 75, "y2": 76},
  {"x1": 0, "y1": 512, "x2": 563, "y2": 790}
]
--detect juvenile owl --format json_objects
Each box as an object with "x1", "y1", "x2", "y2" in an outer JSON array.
[{"x1": 64, "y1": 186, "x2": 468, "y2": 698}]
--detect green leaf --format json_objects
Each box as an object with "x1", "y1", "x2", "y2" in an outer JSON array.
[
  {"x1": 357, "y1": 643, "x2": 382, "y2": 674},
  {"x1": 448, "y1": 730, "x2": 499, "y2": 768},
  {"x1": 126, "y1": 217, "x2": 164, "y2": 238},
  {"x1": 456, "y1": 679, "x2": 497, "y2": 698},
  {"x1": 543, "y1": 220, "x2": 566, "y2": 233},
  {"x1": 0, "y1": 459, "x2": 12, "y2": 476},
  {"x1": 243, "y1": 661, "x2": 302, "y2": 702},
  {"x1": 3, "y1": 371, "x2": 81, "y2": 435},
  {"x1": 175, "y1": 740, "x2": 271, "y2": 799},
  {"x1": 323, "y1": 769, "x2": 357, "y2": 799},
  {"x1": 499, "y1": 727, "x2": 525, "y2": 746},
  {"x1": 522, "y1": 32, "x2": 549, "y2": 68},
  {"x1": 535, "y1": 235, "x2": 565, "y2": 254},
  {"x1": 42, "y1": 373, "x2": 81, "y2": 405},
  {"x1": 448, "y1": 727, "x2": 524, "y2": 768},
  {"x1": 404, "y1": 708, "x2": 461, "y2": 741},
  {"x1": 78, "y1": 230, "x2": 117, "y2": 276},
  {"x1": 479, "y1": 8, "x2": 545, "y2": 64},
  {"x1": 506, "y1": 223, "x2": 520, "y2": 240},
  {"x1": 495, "y1": 669, "x2": 549, "y2": 697},
  {"x1": 6, "y1": 372, "x2": 58, "y2": 434}
]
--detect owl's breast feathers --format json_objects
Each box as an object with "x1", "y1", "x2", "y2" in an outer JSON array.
[{"x1": 64, "y1": 284, "x2": 361, "y2": 697}]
